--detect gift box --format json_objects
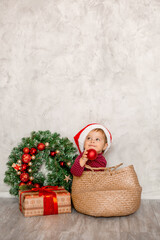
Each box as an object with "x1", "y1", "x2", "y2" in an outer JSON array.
[{"x1": 19, "y1": 186, "x2": 71, "y2": 217}]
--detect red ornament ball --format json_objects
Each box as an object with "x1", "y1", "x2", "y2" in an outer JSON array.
[
  {"x1": 37, "y1": 143, "x2": 45, "y2": 151},
  {"x1": 22, "y1": 154, "x2": 31, "y2": 163},
  {"x1": 30, "y1": 148, "x2": 37, "y2": 155},
  {"x1": 20, "y1": 173, "x2": 29, "y2": 182},
  {"x1": 50, "y1": 151, "x2": 56, "y2": 157},
  {"x1": 21, "y1": 164, "x2": 28, "y2": 172},
  {"x1": 34, "y1": 183, "x2": 40, "y2": 188},
  {"x1": 60, "y1": 161, "x2": 65, "y2": 167},
  {"x1": 23, "y1": 147, "x2": 30, "y2": 154},
  {"x1": 87, "y1": 149, "x2": 98, "y2": 160},
  {"x1": 19, "y1": 182, "x2": 26, "y2": 186}
]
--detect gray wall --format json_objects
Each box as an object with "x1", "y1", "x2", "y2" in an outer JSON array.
[{"x1": 0, "y1": 0, "x2": 160, "y2": 198}]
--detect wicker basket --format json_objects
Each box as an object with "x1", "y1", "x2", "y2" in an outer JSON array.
[{"x1": 71, "y1": 163, "x2": 142, "y2": 217}]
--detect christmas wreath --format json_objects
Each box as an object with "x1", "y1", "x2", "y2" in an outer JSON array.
[{"x1": 4, "y1": 130, "x2": 78, "y2": 196}]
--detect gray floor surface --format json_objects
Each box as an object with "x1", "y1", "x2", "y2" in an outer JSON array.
[{"x1": 0, "y1": 198, "x2": 159, "y2": 240}]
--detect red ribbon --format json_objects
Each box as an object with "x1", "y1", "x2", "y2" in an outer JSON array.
[{"x1": 20, "y1": 186, "x2": 65, "y2": 215}]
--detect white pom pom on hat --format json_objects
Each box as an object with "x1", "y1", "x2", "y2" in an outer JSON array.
[{"x1": 74, "y1": 123, "x2": 112, "y2": 154}]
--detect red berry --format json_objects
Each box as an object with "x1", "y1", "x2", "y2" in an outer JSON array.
[
  {"x1": 21, "y1": 164, "x2": 28, "y2": 172},
  {"x1": 60, "y1": 161, "x2": 65, "y2": 167},
  {"x1": 30, "y1": 148, "x2": 37, "y2": 155},
  {"x1": 34, "y1": 183, "x2": 40, "y2": 188},
  {"x1": 50, "y1": 151, "x2": 56, "y2": 157},
  {"x1": 19, "y1": 182, "x2": 26, "y2": 186},
  {"x1": 27, "y1": 181, "x2": 33, "y2": 185}
]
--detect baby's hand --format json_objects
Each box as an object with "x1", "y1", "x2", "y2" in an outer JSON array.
[
  {"x1": 82, "y1": 149, "x2": 88, "y2": 161},
  {"x1": 79, "y1": 150, "x2": 88, "y2": 167}
]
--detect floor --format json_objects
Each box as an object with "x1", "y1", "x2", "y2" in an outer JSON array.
[{"x1": 0, "y1": 199, "x2": 159, "y2": 240}]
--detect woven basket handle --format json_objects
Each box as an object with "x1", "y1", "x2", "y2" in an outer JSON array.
[{"x1": 85, "y1": 163, "x2": 123, "y2": 172}]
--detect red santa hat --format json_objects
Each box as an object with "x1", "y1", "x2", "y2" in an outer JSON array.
[{"x1": 74, "y1": 123, "x2": 112, "y2": 154}]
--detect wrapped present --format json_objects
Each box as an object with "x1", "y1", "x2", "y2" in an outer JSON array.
[{"x1": 19, "y1": 186, "x2": 71, "y2": 217}]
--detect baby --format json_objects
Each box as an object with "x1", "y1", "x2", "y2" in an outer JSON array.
[{"x1": 70, "y1": 123, "x2": 112, "y2": 176}]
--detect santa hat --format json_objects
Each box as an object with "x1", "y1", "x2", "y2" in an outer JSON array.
[{"x1": 74, "y1": 123, "x2": 112, "y2": 154}]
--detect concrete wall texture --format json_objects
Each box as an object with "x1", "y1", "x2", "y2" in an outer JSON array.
[{"x1": 0, "y1": 0, "x2": 160, "y2": 198}]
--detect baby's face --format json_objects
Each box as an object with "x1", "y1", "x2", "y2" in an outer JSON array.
[{"x1": 84, "y1": 130, "x2": 108, "y2": 154}]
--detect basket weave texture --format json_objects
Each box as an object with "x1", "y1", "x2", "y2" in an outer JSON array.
[{"x1": 71, "y1": 164, "x2": 142, "y2": 217}]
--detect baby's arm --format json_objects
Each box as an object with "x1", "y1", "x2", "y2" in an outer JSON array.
[{"x1": 79, "y1": 150, "x2": 88, "y2": 167}]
